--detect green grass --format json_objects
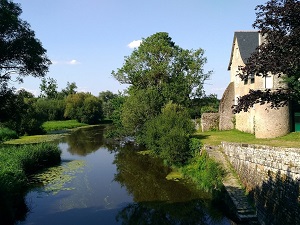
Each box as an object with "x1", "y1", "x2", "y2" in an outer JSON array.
[
  {"x1": 0, "y1": 143, "x2": 61, "y2": 192},
  {"x1": 4, "y1": 134, "x2": 65, "y2": 145},
  {"x1": 42, "y1": 120, "x2": 87, "y2": 132},
  {"x1": 0, "y1": 143, "x2": 61, "y2": 222},
  {"x1": 194, "y1": 129, "x2": 300, "y2": 148},
  {"x1": 181, "y1": 151, "x2": 225, "y2": 192}
]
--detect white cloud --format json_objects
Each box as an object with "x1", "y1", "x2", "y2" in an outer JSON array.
[
  {"x1": 51, "y1": 59, "x2": 80, "y2": 65},
  {"x1": 68, "y1": 59, "x2": 80, "y2": 65},
  {"x1": 127, "y1": 40, "x2": 142, "y2": 49}
]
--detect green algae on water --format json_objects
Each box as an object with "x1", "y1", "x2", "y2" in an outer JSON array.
[{"x1": 30, "y1": 160, "x2": 86, "y2": 195}]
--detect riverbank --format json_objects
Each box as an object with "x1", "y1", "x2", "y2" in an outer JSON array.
[{"x1": 0, "y1": 143, "x2": 61, "y2": 224}]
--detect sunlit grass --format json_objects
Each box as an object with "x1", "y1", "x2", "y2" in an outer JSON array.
[
  {"x1": 4, "y1": 134, "x2": 65, "y2": 145},
  {"x1": 194, "y1": 129, "x2": 300, "y2": 148},
  {"x1": 0, "y1": 143, "x2": 61, "y2": 194},
  {"x1": 42, "y1": 120, "x2": 87, "y2": 132}
]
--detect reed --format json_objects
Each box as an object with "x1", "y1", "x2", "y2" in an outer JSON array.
[
  {"x1": 0, "y1": 143, "x2": 61, "y2": 192},
  {"x1": 0, "y1": 143, "x2": 61, "y2": 223}
]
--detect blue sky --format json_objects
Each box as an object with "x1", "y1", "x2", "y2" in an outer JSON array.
[{"x1": 13, "y1": 0, "x2": 265, "y2": 98}]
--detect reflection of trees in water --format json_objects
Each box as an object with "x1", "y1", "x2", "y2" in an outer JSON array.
[
  {"x1": 253, "y1": 170, "x2": 300, "y2": 225},
  {"x1": 64, "y1": 125, "x2": 137, "y2": 156},
  {"x1": 113, "y1": 149, "x2": 227, "y2": 224},
  {"x1": 64, "y1": 126, "x2": 106, "y2": 156},
  {"x1": 116, "y1": 201, "x2": 216, "y2": 225},
  {"x1": 0, "y1": 192, "x2": 28, "y2": 225}
]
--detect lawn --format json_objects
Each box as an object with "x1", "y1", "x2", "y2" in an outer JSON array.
[{"x1": 194, "y1": 129, "x2": 300, "y2": 148}]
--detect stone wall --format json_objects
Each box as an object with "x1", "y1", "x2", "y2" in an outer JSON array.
[
  {"x1": 219, "y1": 82, "x2": 235, "y2": 131},
  {"x1": 222, "y1": 142, "x2": 300, "y2": 225},
  {"x1": 201, "y1": 113, "x2": 219, "y2": 132}
]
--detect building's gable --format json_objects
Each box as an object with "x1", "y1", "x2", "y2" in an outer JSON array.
[{"x1": 228, "y1": 31, "x2": 259, "y2": 71}]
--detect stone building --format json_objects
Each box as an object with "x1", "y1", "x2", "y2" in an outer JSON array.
[{"x1": 219, "y1": 31, "x2": 291, "y2": 138}]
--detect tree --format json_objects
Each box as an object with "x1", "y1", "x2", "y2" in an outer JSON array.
[
  {"x1": 61, "y1": 81, "x2": 77, "y2": 97},
  {"x1": 112, "y1": 32, "x2": 211, "y2": 105},
  {"x1": 98, "y1": 90, "x2": 118, "y2": 119},
  {"x1": 112, "y1": 32, "x2": 211, "y2": 136},
  {"x1": 64, "y1": 92, "x2": 103, "y2": 124},
  {"x1": 0, "y1": 89, "x2": 46, "y2": 135},
  {"x1": 39, "y1": 77, "x2": 58, "y2": 99},
  {"x1": 0, "y1": 0, "x2": 51, "y2": 88},
  {"x1": 235, "y1": 0, "x2": 300, "y2": 112}
]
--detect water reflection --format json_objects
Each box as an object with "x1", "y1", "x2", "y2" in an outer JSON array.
[
  {"x1": 10, "y1": 126, "x2": 232, "y2": 225},
  {"x1": 62, "y1": 126, "x2": 106, "y2": 155},
  {"x1": 113, "y1": 148, "x2": 229, "y2": 225}
]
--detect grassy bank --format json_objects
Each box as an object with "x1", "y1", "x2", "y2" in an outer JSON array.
[
  {"x1": 42, "y1": 120, "x2": 87, "y2": 132},
  {"x1": 195, "y1": 129, "x2": 300, "y2": 148},
  {"x1": 5, "y1": 120, "x2": 89, "y2": 145},
  {"x1": 181, "y1": 151, "x2": 225, "y2": 192},
  {"x1": 0, "y1": 143, "x2": 61, "y2": 223}
]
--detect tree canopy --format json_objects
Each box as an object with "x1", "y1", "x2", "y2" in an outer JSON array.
[
  {"x1": 235, "y1": 0, "x2": 300, "y2": 112},
  {"x1": 0, "y1": 0, "x2": 51, "y2": 87},
  {"x1": 112, "y1": 32, "x2": 211, "y2": 104},
  {"x1": 112, "y1": 32, "x2": 211, "y2": 137}
]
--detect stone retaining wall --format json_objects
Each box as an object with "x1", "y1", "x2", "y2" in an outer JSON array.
[{"x1": 221, "y1": 142, "x2": 300, "y2": 225}]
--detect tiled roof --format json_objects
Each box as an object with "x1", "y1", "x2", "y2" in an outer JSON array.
[{"x1": 228, "y1": 31, "x2": 259, "y2": 70}]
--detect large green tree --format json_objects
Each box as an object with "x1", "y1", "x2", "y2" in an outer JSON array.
[
  {"x1": 0, "y1": 0, "x2": 50, "y2": 132},
  {"x1": 112, "y1": 32, "x2": 211, "y2": 104},
  {"x1": 112, "y1": 32, "x2": 211, "y2": 135},
  {"x1": 235, "y1": 0, "x2": 300, "y2": 112},
  {"x1": 0, "y1": 0, "x2": 51, "y2": 87}
]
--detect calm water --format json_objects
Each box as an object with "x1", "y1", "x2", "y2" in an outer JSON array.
[{"x1": 17, "y1": 126, "x2": 233, "y2": 225}]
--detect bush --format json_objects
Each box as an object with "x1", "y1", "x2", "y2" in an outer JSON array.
[
  {"x1": 189, "y1": 138, "x2": 203, "y2": 156},
  {"x1": 182, "y1": 151, "x2": 224, "y2": 192},
  {"x1": 143, "y1": 102, "x2": 195, "y2": 166},
  {"x1": 0, "y1": 127, "x2": 18, "y2": 143}
]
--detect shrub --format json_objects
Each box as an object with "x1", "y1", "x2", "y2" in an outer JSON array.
[
  {"x1": 143, "y1": 102, "x2": 195, "y2": 166},
  {"x1": 189, "y1": 138, "x2": 203, "y2": 156},
  {"x1": 0, "y1": 127, "x2": 18, "y2": 143},
  {"x1": 182, "y1": 151, "x2": 224, "y2": 192}
]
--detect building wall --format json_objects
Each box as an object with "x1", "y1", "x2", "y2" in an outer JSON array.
[
  {"x1": 229, "y1": 34, "x2": 290, "y2": 138},
  {"x1": 222, "y1": 142, "x2": 300, "y2": 225}
]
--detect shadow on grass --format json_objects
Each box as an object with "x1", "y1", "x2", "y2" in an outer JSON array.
[{"x1": 191, "y1": 134, "x2": 211, "y2": 140}]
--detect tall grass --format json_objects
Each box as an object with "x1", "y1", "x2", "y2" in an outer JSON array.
[
  {"x1": 0, "y1": 143, "x2": 61, "y2": 193},
  {"x1": 182, "y1": 151, "x2": 225, "y2": 192},
  {"x1": 0, "y1": 143, "x2": 61, "y2": 223},
  {"x1": 0, "y1": 127, "x2": 18, "y2": 143}
]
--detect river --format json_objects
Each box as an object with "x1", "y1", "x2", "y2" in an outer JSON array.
[{"x1": 17, "y1": 125, "x2": 234, "y2": 225}]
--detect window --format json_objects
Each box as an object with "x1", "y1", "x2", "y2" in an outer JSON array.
[{"x1": 265, "y1": 75, "x2": 273, "y2": 89}]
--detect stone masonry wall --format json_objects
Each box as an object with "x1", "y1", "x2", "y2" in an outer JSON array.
[
  {"x1": 201, "y1": 113, "x2": 219, "y2": 132},
  {"x1": 222, "y1": 142, "x2": 300, "y2": 225},
  {"x1": 219, "y1": 82, "x2": 235, "y2": 131}
]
